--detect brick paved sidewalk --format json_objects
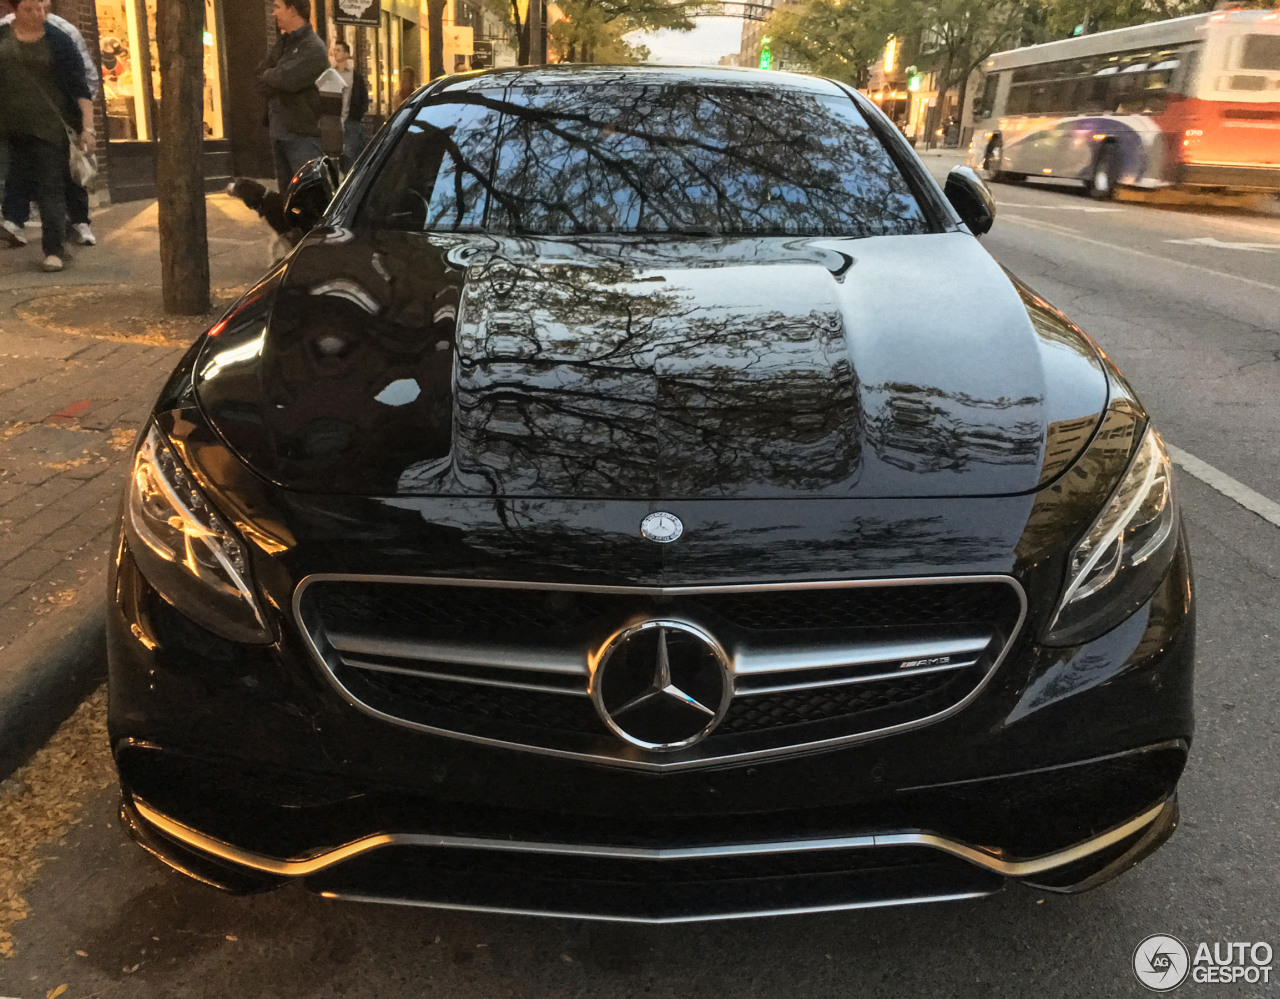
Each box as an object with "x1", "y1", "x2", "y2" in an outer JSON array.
[{"x1": 0, "y1": 195, "x2": 271, "y2": 656}]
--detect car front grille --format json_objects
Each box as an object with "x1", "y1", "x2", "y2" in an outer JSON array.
[
  {"x1": 720, "y1": 672, "x2": 965, "y2": 732},
  {"x1": 296, "y1": 575, "x2": 1025, "y2": 768}
]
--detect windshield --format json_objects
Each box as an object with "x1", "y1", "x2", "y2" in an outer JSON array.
[{"x1": 357, "y1": 84, "x2": 930, "y2": 238}]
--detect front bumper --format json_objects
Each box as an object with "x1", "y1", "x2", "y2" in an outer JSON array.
[
  {"x1": 120, "y1": 788, "x2": 1179, "y2": 922},
  {"x1": 108, "y1": 528, "x2": 1194, "y2": 921},
  {"x1": 1177, "y1": 163, "x2": 1280, "y2": 191}
]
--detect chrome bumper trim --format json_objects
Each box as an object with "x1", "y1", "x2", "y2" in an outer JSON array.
[
  {"x1": 342, "y1": 657, "x2": 591, "y2": 696},
  {"x1": 316, "y1": 889, "x2": 995, "y2": 925},
  {"x1": 131, "y1": 795, "x2": 1168, "y2": 883},
  {"x1": 328, "y1": 633, "x2": 588, "y2": 675}
]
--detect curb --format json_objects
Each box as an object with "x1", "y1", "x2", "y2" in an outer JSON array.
[{"x1": 0, "y1": 567, "x2": 108, "y2": 781}]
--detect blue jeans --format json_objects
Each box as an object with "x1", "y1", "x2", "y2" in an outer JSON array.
[
  {"x1": 272, "y1": 134, "x2": 323, "y2": 193},
  {"x1": 342, "y1": 119, "x2": 367, "y2": 171}
]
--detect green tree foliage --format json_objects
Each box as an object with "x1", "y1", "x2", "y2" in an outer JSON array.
[
  {"x1": 550, "y1": 0, "x2": 695, "y2": 62},
  {"x1": 895, "y1": 0, "x2": 1029, "y2": 99},
  {"x1": 769, "y1": 0, "x2": 893, "y2": 87},
  {"x1": 1034, "y1": 0, "x2": 1247, "y2": 39},
  {"x1": 772, "y1": 0, "x2": 1256, "y2": 96},
  {"x1": 480, "y1": 0, "x2": 698, "y2": 63}
]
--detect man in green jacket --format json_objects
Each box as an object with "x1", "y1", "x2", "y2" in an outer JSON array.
[{"x1": 258, "y1": 0, "x2": 329, "y2": 193}]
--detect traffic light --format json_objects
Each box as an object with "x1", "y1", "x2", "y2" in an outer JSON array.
[{"x1": 759, "y1": 37, "x2": 772, "y2": 70}]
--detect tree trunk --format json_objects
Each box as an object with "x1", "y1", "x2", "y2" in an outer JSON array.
[
  {"x1": 528, "y1": 0, "x2": 544, "y2": 65},
  {"x1": 156, "y1": 0, "x2": 209, "y2": 316},
  {"x1": 428, "y1": 0, "x2": 447, "y2": 79},
  {"x1": 510, "y1": 0, "x2": 529, "y2": 65}
]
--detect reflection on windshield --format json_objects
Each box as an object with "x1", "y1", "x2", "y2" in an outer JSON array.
[{"x1": 359, "y1": 86, "x2": 929, "y2": 239}]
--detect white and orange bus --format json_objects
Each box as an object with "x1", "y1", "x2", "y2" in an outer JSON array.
[{"x1": 967, "y1": 9, "x2": 1280, "y2": 198}]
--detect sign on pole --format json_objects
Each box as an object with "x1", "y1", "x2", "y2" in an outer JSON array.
[{"x1": 335, "y1": 0, "x2": 380, "y2": 27}]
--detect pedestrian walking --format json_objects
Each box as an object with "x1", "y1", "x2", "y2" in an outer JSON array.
[
  {"x1": 0, "y1": 0, "x2": 100, "y2": 247},
  {"x1": 395, "y1": 66, "x2": 416, "y2": 110},
  {"x1": 258, "y1": 0, "x2": 328, "y2": 194},
  {"x1": 330, "y1": 39, "x2": 368, "y2": 170},
  {"x1": 0, "y1": 0, "x2": 93, "y2": 272}
]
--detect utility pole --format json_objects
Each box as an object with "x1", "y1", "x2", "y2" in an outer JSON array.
[{"x1": 155, "y1": 0, "x2": 210, "y2": 315}]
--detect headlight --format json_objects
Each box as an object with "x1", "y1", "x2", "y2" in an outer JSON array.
[
  {"x1": 1044, "y1": 426, "x2": 1179, "y2": 646},
  {"x1": 125, "y1": 425, "x2": 271, "y2": 643}
]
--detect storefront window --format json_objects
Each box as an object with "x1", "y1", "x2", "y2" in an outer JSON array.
[
  {"x1": 203, "y1": 0, "x2": 224, "y2": 138},
  {"x1": 96, "y1": 0, "x2": 151, "y2": 139},
  {"x1": 379, "y1": 11, "x2": 391, "y2": 114},
  {"x1": 95, "y1": 0, "x2": 225, "y2": 142}
]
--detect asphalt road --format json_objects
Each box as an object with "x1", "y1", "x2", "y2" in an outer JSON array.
[{"x1": 3, "y1": 175, "x2": 1280, "y2": 999}]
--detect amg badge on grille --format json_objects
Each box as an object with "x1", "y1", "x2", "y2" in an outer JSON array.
[
  {"x1": 591, "y1": 621, "x2": 730, "y2": 750},
  {"x1": 640, "y1": 511, "x2": 683, "y2": 543}
]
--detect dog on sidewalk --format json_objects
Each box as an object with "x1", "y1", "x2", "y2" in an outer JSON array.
[
  {"x1": 226, "y1": 158, "x2": 343, "y2": 265},
  {"x1": 225, "y1": 179, "x2": 300, "y2": 265}
]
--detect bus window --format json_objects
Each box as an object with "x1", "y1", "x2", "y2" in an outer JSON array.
[
  {"x1": 1007, "y1": 83, "x2": 1031, "y2": 115},
  {"x1": 1177, "y1": 48, "x2": 1200, "y2": 97},
  {"x1": 1241, "y1": 34, "x2": 1280, "y2": 71},
  {"x1": 976, "y1": 73, "x2": 999, "y2": 120},
  {"x1": 1114, "y1": 60, "x2": 1150, "y2": 113},
  {"x1": 1141, "y1": 57, "x2": 1178, "y2": 114},
  {"x1": 1090, "y1": 66, "x2": 1119, "y2": 112}
]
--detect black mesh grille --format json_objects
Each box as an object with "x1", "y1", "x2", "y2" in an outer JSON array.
[
  {"x1": 309, "y1": 579, "x2": 1020, "y2": 642},
  {"x1": 719, "y1": 671, "x2": 968, "y2": 733},
  {"x1": 306, "y1": 577, "x2": 1019, "y2": 755},
  {"x1": 687, "y1": 582, "x2": 1017, "y2": 632},
  {"x1": 359, "y1": 671, "x2": 609, "y2": 736},
  {"x1": 313, "y1": 583, "x2": 618, "y2": 644},
  {"x1": 353, "y1": 843, "x2": 947, "y2": 883}
]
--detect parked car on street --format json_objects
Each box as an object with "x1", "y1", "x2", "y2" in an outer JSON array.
[{"x1": 110, "y1": 65, "x2": 1193, "y2": 922}]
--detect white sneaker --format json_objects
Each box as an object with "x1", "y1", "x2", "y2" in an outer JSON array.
[
  {"x1": 1, "y1": 220, "x2": 27, "y2": 247},
  {"x1": 71, "y1": 223, "x2": 96, "y2": 246},
  {"x1": 43, "y1": 255, "x2": 64, "y2": 272}
]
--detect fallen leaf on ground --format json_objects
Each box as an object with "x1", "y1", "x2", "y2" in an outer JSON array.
[
  {"x1": 46, "y1": 985, "x2": 68, "y2": 999},
  {"x1": 0, "y1": 688, "x2": 113, "y2": 959},
  {"x1": 43, "y1": 457, "x2": 91, "y2": 471}
]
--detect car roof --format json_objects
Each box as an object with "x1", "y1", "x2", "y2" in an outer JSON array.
[{"x1": 433, "y1": 64, "x2": 848, "y2": 98}]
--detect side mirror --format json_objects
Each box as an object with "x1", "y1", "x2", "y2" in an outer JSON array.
[
  {"x1": 944, "y1": 165, "x2": 996, "y2": 237},
  {"x1": 283, "y1": 156, "x2": 341, "y2": 234}
]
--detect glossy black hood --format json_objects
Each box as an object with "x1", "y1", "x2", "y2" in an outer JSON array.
[{"x1": 195, "y1": 229, "x2": 1107, "y2": 499}]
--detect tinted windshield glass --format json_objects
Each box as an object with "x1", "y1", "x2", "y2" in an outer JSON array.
[{"x1": 358, "y1": 85, "x2": 930, "y2": 238}]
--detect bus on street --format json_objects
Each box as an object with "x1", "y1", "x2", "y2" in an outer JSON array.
[{"x1": 967, "y1": 9, "x2": 1280, "y2": 198}]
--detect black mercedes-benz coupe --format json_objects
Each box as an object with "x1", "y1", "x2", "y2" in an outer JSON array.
[{"x1": 109, "y1": 66, "x2": 1193, "y2": 922}]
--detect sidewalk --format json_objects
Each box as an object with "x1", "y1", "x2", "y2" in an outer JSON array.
[{"x1": 0, "y1": 193, "x2": 270, "y2": 775}]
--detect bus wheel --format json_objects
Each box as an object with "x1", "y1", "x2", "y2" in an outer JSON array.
[{"x1": 1089, "y1": 146, "x2": 1117, "y2": 200}]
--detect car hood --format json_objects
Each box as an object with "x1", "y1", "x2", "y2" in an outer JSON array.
[{"x1": 194, "y1": 228, "x2": 1107, "y2": 499}]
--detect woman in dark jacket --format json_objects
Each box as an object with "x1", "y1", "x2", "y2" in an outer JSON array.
[{"x1": 0, "y1": 0, "x2": 92, "y2": 271}]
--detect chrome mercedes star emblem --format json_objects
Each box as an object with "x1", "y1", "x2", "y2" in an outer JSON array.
[
  {"x1": 640, "y1": 511, "x2": 683, "y2": 543},
  {"x1": 591, "y1": 620, "x2": 731, "y2": 751}
]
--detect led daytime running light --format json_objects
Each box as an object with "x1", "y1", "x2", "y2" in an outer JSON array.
[{"x1": 129, "y1": 425, "x2": 266, "y2": 631}]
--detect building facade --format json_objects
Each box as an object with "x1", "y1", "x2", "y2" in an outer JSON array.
[{"x1": 47, "y1": 0, "x2": 518, "y2": 203}]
